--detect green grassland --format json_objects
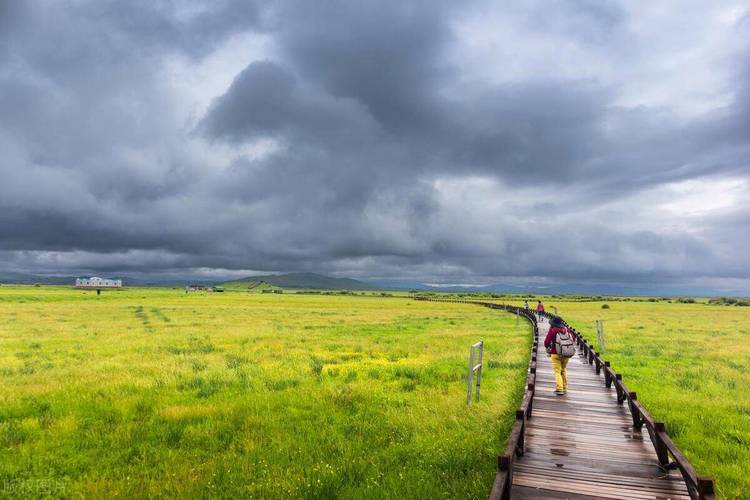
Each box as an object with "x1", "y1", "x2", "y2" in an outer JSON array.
[
  {"x1": 0, "y1": 287, "x2": 530, "y2": 499},
  {"x1": 505, "y1": 298, "x2": 750, "y2": 498}
]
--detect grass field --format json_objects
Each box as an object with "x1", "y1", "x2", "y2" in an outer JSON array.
[
  {"x1": 0, "y1": 287, "x2": 530, "y2": 498},
  {"x1": 507, "y1": 298, "x2": 750, "y2": 499}
]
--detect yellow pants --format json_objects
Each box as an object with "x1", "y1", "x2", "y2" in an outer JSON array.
[{"x1": 550, "y1": 354, "x2": 569, "y2": 392}]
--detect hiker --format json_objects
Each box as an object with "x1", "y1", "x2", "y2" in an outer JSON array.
[
  {"x1": 524, "y1": 300, "x2": 529, "y2": 310},
  {"x1": 536, "y1": 300, "x2": 544, "y2": 321},
  {"x1": 544, "y1": 316, "x2": 576, "y2": 395}
]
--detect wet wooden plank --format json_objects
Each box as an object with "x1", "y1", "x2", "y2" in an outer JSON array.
[
  {"x1": 513, "y1": 474, "x2": 691, "y2": 499},
  {"x1": 519, "y1": 451, "x2": 674, "y2": 478},
  {"x1": 512, "y1": 485, "x2": 600, "y2": 499},
  {"x1": 515, "y1": 464, "x2": 688, "y2": 491}
]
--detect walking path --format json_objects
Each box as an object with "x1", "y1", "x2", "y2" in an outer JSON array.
[{"x1": 511, "y1": 316, "x2": 690, "y2": 499}]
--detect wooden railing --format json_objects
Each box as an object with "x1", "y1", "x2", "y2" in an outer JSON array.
[
  {"x1": 552, "y1": 313, "x2": 717, "y2": 500},
  {"x1": 487, "y1": 305, "x2": 537, "y2": 500},
  {"x1": 414, "y1": 297, "x2": 716, "y2": 500},
  {"x1": 413, "y1": 297, "x2": 539, "y2": 500}
]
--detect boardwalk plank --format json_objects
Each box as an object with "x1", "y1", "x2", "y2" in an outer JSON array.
[
  {"x1": 513, "y1": 474, "x2": 691, "y2": 499},
  {"x1": 512, "y1": 485, "x2": 605, "y2": 499}
]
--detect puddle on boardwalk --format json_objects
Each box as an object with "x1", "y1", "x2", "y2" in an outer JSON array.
[{"x1": 623, "y1": 432, "x2": 644, "y2": 441}]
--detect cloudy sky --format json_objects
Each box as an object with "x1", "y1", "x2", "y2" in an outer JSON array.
[{"x1": 1, "y1": 1, "x2": 749, "y2": 290}]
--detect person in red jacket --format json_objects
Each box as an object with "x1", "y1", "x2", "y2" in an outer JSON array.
[
  {"x1": 544, "y1": 316, "x2": 570, "y2": 395},
  {"x1": 536, "y1": 300, "x2": 545, "y2": 321}
]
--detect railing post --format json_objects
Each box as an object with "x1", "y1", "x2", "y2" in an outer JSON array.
[
  {"x1": 615, "y1": 374, "x2": 624, "y2": 404},
  {"x1": 604, "y1": 361, "x2": 612, "y2": 387},
  {"x1": 628, "y1": 392, "x2": 643, "y2": 429},
  {"x1": 697, "y1": 477, "x2": 716, "y2": 500},
  {"x1": 515, "y1": 410, "x2": 525, "y2": 457},
  {"x1": 653, "y1": 422, "x2": 671, "y2": 468},
  {"x1": 498, "y1": 454, "x2": 512, "y2": 500},
  {"x1": 527, "y1": 383, "x2": 535, "y2": 417}
]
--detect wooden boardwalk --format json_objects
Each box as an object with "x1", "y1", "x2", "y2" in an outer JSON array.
[{"x1": 511, "y1": 316, "x2": 690, "y2": 499}]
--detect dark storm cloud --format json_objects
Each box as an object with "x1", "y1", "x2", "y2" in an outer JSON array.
[
  {"x1": 273, "y1": 1, "x2": 453, "y2": 135},
  {"x1": 1, "y1": 0, "x2": 749, "y2": 289},
  {"x1": 199, "y1": 60, "x2": 378, "y2": 147}
]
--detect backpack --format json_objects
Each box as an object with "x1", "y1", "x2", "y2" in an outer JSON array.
[{"x1": 555, "y1": 329, "x2": 576, "y2": 358}]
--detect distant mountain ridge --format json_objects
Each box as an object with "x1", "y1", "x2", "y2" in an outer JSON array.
[
  {"x1": 364, "y1": 279, "x2": 750, "y2": 297},
  {"x1": 222, "y1": 272, "x2": 377, "y2": 291},
  {"x1": 0, "y1": 272, "x2": 79, "y2": 285},
  {"x1": 3, "y1": 271, "x2": 748, "y2": 296}
]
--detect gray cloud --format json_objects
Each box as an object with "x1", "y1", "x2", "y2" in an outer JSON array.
[{"x1": 1, "y1": 0, "x2": 749, "y2": 291}]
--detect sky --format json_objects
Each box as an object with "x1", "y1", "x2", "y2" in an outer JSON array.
[{"x1": 1, "y1": 1, "x2": 749, "y2": 291}]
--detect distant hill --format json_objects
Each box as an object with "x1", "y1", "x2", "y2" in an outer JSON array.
[
  {"x1": 221, "y1": 279, "x2": 280, "y2": 291},
  {"x1": 222, "y1": 272, "x2": 377, "y2": 291},
  {"x1": 365, "y1": 279, "x2": 750, "y2": 297},
  {"x1": 0, "y1": 272, "x2": 78, "y2": 285}
]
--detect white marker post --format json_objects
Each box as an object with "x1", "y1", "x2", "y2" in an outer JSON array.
[
  {"x1": 467, "y1": 341, "x2": 484, "y2": 404},
  {"x1": 596, "y1": 319, "x2": 606, "y2": 353}
]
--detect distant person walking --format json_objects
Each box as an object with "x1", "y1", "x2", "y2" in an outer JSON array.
[
  {"x1": 524, "y1": 300, "x2": 529, "y2": 311},
  {"x1": 544, "y1": 316, "x2": 576, "y2": 395},
  {"x1": 536, "y1": 300, "x2": 545, "y2": 321}
]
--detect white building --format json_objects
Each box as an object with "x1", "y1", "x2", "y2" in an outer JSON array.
[{"x1": 75, "y1": 277, "x2": 122, "y2": 288}]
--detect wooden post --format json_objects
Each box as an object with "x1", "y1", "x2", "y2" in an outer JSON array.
[
  {"x1": 604, "y1": 361, "x2": 612, "y2": 388},
  {"x1": 516, "y1": 410, "x2": 525, "y2": 456},
  {"x1": 498, "y1": 454, "x2": 512, "y2": 500},
  {"x1": 595, "y1": 357, "x2": 602, "y2": 374},
  {"x1": 527, "y1": 383, "x2": 535, "y2": 418},
  {"x1": 697, "y1": 477, "x2": 715, "y2": 499},
  {"x1": 653, "y1": 422, "x2": 670, "y2": 468},
  {"x1": 615, "y1": 374, "x2": 624, "y2": 404},
  {"x1": 628, "y1": 392, "x2": 643, "y2": 429}
]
